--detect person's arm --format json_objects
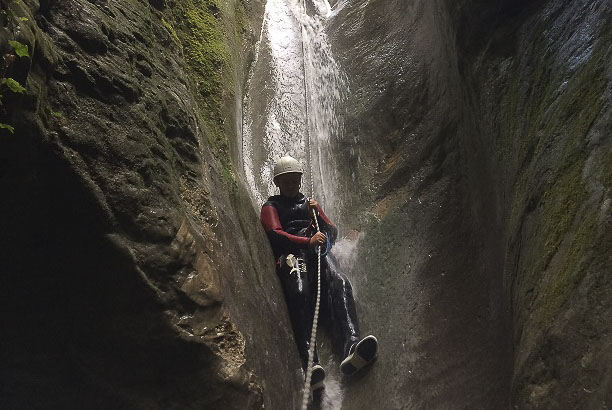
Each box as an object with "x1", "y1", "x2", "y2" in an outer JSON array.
[
  {"x1": 308, "y1": 199, "x2": 338, "y2": 244},
  {"x1": 261, "y1": 204, "x2": 310, "y2": 253},
  {"x1": 315, "y1": 204, "x2": 333, "y2": 227}
]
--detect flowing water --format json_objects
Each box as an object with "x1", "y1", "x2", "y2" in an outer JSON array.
[
  {"x1": 242, "y1": 0, "x2": 347, "y2": 221},
  {"x1": 241, "y1": 0, "x2": 352, "y2": 408}
]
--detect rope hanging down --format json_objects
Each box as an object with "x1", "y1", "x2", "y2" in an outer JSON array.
[
  {"x1": 301, "y1": 209, "x2": 322, "y2": 410},
  {"x1": 299, "y1": 1, "x2": 323, "y2": 408},
  {"x1": 300, "y1": 2, "x2": 324, "y2": 407},
  {"x1": 301, "y1": 0, "x2": 315, "y2": 199}
]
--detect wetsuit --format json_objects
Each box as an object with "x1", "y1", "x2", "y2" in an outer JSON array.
[{"x1": 261, "y1": 193, "x2": 360, "y2": 369}]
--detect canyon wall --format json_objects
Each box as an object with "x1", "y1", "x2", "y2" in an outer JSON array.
[
  {"x1": 0, "y1": 0, "x2": 302, "y2": 408},
  {"x1": 331, "y1": 0, "x2": 610, "y2": 408},
  {"x1": 1, "y1": 0, "x2": 609, "y2": 408}
]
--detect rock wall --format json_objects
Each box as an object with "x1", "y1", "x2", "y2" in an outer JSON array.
[
  {"x1": 459, "y1": 1, "x2": 611, "y2": 407},
  {"x1": 1, "y1": 0, "x2": 609, "y2": 408},
  {"x1": 331, "y1": 1, "x2": 511, "y2": 407},
  {"x1": 331, "y1": 0, "x2": 610, "y2": 408},
  {"x1": 0, "y1": 0, "x2": 302, "y2": 408}
]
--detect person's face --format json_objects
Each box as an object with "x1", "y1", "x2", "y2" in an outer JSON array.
[{"x1": 275, "y1": 172, "x2": 302, "y2": 198}]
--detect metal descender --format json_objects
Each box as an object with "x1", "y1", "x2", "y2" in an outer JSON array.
[{"x1": 286, "y1": 254, "x2": 307, "y2": 277}]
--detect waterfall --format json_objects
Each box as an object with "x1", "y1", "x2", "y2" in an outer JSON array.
[
  {"x1": 241, "y1": 1, "x2": 350, "y2": 408},
  {"x1": 241, "y1": 0, "x2": 346, "y2": 223}
]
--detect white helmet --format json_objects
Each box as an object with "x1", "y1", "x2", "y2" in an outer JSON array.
[{"x1": 273, "y1": 156, "x2": 303, "y2": 179}]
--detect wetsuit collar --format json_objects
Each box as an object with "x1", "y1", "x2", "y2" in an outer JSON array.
[{"x1": 280, "y1": 192, "x2": 306, "y2": 202}]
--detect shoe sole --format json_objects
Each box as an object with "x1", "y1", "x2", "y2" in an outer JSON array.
[
  {"x1": 340, "y1": 335, "x2": 378, "y2": 376},
  {"x1": 311, "y1": 365, "x2": 326, "y2": 391}
]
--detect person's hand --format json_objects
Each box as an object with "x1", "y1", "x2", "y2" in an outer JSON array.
[
  {"x1": 308, "y1": 198, "x2": 319, "y2": 211},
  {"x1": 309, "y1": 231, "x2": 327, "y2": 248}
]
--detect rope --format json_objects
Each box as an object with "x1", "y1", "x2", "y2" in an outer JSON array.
[
  {"x1": 301, "y1": 0, "x2": 315, "y2": 198},
  {"x1": 301, "y1": 210, "x2": 322, "y2": 410},
  {"x1": 300, "y1": 2, "x2": 323, "y2": 407}
]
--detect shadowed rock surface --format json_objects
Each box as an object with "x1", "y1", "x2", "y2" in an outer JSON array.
[
  {"x1": 1, "y1": 0, "x2": 301, "y2": 408},
  {"x1": 0, "y1": 0, "x2": 610, "y2": 409},
  {"x1": 330, "y1": 0, "x2": 610, "y2": 408}
]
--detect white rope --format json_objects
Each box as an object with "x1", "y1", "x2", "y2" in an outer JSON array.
[
  {"x1": 301, "y1": 210, "x2": 322, "y2": 410},
  {"x1": 300, "y1": 2, "x2": 323, "y2": 407},
  {"x1": 301, "y1": 0, "x2": 315, "y2": 198}
]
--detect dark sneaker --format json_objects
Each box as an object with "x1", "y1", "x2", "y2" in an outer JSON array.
[
  {"x1": 340, "y1": 335, "x2": 378, "y2": 376},
  {"x1": 310, "y1": 364, "x2": 326, "y2": 391}
]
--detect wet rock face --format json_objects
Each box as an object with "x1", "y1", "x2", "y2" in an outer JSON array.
[
  {"x1": 466, "y1": 2, "x2": 612, "y2": 407},
  {"x1": 1, "y1": 0, "x2": 609, "y2": 408},
  {"x1": 331, "y1": 0, "x2": 610, "y2": 408},
  {"x1": 331, "y1": 2, "x2": 510, "y2": 408},
  {"x1": 0, "y1": 0, "x2": 300, "y2": 408}
]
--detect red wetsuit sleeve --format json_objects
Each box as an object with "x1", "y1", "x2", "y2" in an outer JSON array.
[
  {"x1": 311, "y1": 202, "x2": 338, "y2": 244},
  {"x1": 261, "y1": 205, "x2": 310, "y2": 247},
  {"x1": 315, "y1": 204, "x2": 334, "y2": 227}
]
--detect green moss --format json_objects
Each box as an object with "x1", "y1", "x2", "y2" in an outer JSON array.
[
  {"x1": 171, "y1": 1, "x2": 231, "y2": 138},
  {"x1": 512, "y1": 25, "x2": 606, "y2": 214},
  {"x1": 506, "y1": 17, "x2": 609, "y2": 331},
  {"x1": 233, "y1": 0, "x2": 248, "y2": 36},
  {"x1": 183, "y1": 5, "x2": 230, "y2": 111},
  {"x1": 602, "y1": 151, "x2": 612, "y2": 189},
  {"x1": 161, "y1": 17, "x2": 182, "y2": 52},
  {"x1": 221, "y1": 156, "x2": 237, "y2": 191},
  {"x1": 162, "y1": 0, "x2": 248, "y2": 186},
  {"x1": 538, "y1": 159, "x2": 587, "y2": 270},
  {"x1": 541, "y1": 209, "x2": 596, "y2": 320}
]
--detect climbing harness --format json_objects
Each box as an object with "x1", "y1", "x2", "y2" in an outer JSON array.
[{"x1": 301, "y1": 208, "x2": 322, "y2": 410}]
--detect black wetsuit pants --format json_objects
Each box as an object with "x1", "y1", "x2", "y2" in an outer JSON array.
[{"x1": 277, "y1": 249, "x2": 360, "y2": 370}]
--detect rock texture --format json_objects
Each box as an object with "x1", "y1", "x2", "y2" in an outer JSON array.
[
  {"x1": 1, "y1": 0, "x2": 609, "y2": 408},
  {"x1": 462, "y1": 2, "x2": 612, "y2": 407},
  {"x1": 331, "y1": 0, "x2": 610, "y2": 408},
  {"x1": 0, "y1": 0, "x2": 302, "y2": 408}
]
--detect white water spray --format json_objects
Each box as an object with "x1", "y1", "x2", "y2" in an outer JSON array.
[
  {"x1": 241, "y1": 1, "x2": 356, "y2": 408},
  {"x1": 241, "y1": 0, "x2": 346, "y2": 221}
]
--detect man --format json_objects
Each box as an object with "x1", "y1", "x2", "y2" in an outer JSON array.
[{"x1": 260, "y1": 155, "x2": 378, "y2": 391}]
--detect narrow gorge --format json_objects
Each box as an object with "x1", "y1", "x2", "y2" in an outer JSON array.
[{"x1": 1, "y1": 0, "x2": 609, "y2": 409}]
